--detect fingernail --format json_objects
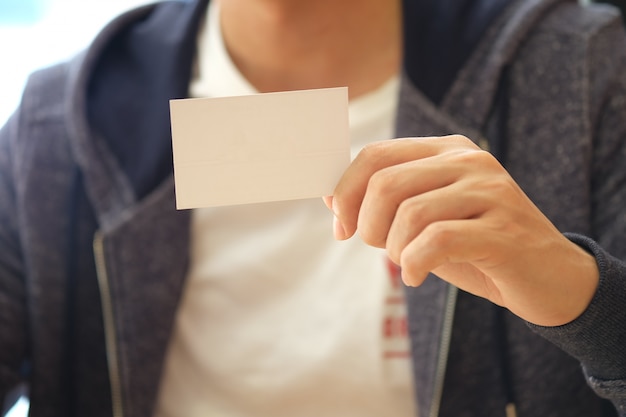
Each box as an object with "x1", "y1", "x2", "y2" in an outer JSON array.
[{"x1": 333, "y1": 215, "x2": 346, "y2": 240}]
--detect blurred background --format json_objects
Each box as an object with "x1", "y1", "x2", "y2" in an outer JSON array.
[{"x1": 0, "y1": 0, "x2": 152, "y2": 128}]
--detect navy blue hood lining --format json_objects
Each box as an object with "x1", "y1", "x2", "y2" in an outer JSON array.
[
  {"x1": 87, "y1": 0, "x2": 510, "y2": 200},
  {"x1": 87, "y1": 0, "x2": 208, "y2": 200},
  {"x1": 402, "y1": 0, "x2": 510, "y2": 105}
]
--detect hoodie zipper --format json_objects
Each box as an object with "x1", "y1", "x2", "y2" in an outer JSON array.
[
  {"x1": 93, "y1": 233, "x2": 124, "y2": 417},
  {"x1": 428, "y1": 285, "x2": 458, "y2": 417}
]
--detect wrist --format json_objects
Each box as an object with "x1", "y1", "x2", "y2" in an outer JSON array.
[{"x1": 531, "y1": 241, "x2": 599, "y2": 327}]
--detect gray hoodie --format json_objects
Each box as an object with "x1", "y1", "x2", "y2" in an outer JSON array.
[{"x1": 1, "y1": 0, "x2": 625, "y2": 416}]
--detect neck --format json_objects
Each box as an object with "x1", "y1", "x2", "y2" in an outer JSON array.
[{"x1": 218, "y1": 0, "x2": 402, "y2": 99}]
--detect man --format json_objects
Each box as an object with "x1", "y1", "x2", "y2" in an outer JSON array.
[{"x1": 1, "y1": 0, "x2": 625, "y2": 416}]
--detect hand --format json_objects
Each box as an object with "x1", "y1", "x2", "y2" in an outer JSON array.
[{"x1": 324, "y1": 135, "x2": 599, "y2": 327}]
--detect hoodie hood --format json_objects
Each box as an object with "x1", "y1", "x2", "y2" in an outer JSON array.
[
  {"x1": 402, "y1": 0, "x2": 510, "y2": 105},
  {"x1": 65, "y1": 1, "x2": 208, "y2": 228}
]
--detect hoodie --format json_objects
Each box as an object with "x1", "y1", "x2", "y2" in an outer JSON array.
[{"x1": 1, "y1": 0, "x2": 626, "y2": 416}]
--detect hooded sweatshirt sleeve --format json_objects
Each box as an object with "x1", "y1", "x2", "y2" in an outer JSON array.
[
  {"x1": 531, "y1": 236, "x2": 626, "y2": 415},
  {"x1": 529, "y1": 11, "x2": 626, "y2": 415},
  {"x1": 0, "y1": 110, "x2": 28, "y2": 403}
]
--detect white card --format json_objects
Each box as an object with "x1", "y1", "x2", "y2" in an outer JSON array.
[{"x1": 170, "y1": 87, "x2": 350, "y2": 209}]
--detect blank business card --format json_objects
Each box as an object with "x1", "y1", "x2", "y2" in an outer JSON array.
[{"x1": 170, "y1": 87, "x2": 350, "y2": 209}]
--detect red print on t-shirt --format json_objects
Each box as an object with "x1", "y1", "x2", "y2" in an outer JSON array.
[{"x1": 382, "y1": 257, "x2": 410, "y2": 359}]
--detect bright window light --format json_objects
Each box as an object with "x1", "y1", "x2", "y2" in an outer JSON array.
[{"x1": 0, "y1": 0, "x2": 153, "y2": 127}]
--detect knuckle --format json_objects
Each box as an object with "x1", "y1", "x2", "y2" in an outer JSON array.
[
  {"x1": 396, "y1": 197, "x2": 428, "y2": 225},
  {"x1": 386, "y1": 199, "x2": 429, "y2": 260},
  {"x1": 450, "y1": 148, "x2": 496, "y2": 167},
  {"x1": 357, "y1": 211, "x2": 386, "y2": 248},
  {"x1": 359, "y1": 141, "x2": 392, "y2": 164},
  {"x1": 474, "y1": 149, "x2": 501, "y2": 169},
  {"x1": 422, "y1": 223, "x2": 456, "y2": 251},
  {"x1": 483, "y1": 176, "x2": 520, "y2": 201},
  {"x1": 367, "y1": 168, "x2": 398, "y2": 199},
  {"x1": 446, "y1": 134, "x2": 481, "y2": 150},
  {"x1": 449, "y1": 134, "x2": 472, "y2": 144},
  {"x1": 357, "y1": 224, "x2": 385, "y2": 248}
]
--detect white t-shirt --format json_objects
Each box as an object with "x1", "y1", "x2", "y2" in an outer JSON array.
[{"x1": 155, "y1": 2, "x2": 414, "y2": 416}]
